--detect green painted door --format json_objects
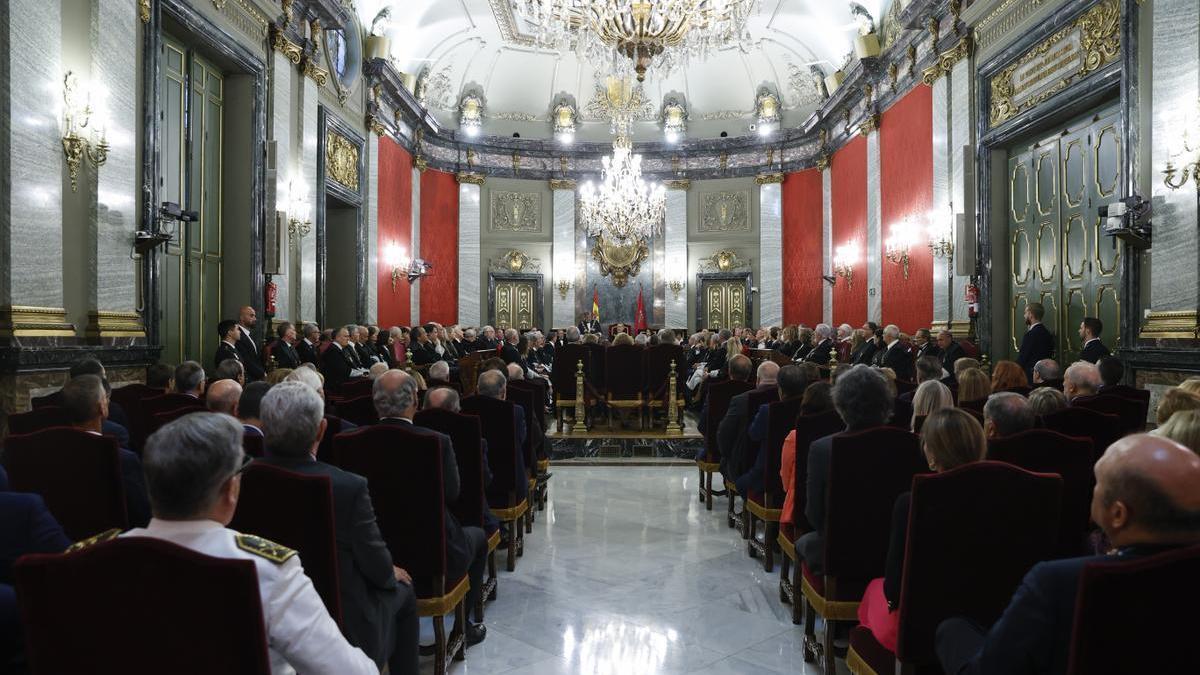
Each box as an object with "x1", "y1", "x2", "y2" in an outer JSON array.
[{"x1": 1006, "y1": 107, "x2": 1121, "y2": 363}]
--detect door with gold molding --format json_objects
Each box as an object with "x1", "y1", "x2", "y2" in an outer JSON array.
[
  {"x1": 698, "y1": 274, "x2": 750, "y2": 331},
  {"x1": 489, "y1": 274, "x2": 543, "y2": 331}
]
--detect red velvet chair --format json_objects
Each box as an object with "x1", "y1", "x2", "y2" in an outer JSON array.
[
  {"x1": 1098, "y1": 384, "x2": 1151, "y2": 423},
  {"x1": 335, "y1": 394, "x2": 379, "y2": 427},
  {"x1": 748, "y1": 396, "x2": 803, "y2": 572},
  {"x1": 460, "y1": 395, "x2": 528, "y2": 571},
  {"x1": 550, "y1": 344, "x2": 594, "y2": 432},
  {"x1": 778, "y1": 409, "x2": 845, "y2": 624},
  {"x1": 315, "y1": 415, "x2": 350, "y2": 466},
  {"x1": 29, "y1": 390, "x2": 64, "y2": 409},
  {"x1": 507, "y1": 379, "x2": 549, "y2": 514},
  {"x1": 229, "y1": 463, "x2": 341, "y2": 625},
  {"x1": 338, "y1": 377, "x2": 374, "y2": 399},
  {"x1": 415, "y1": 407, "x2": 499, "y2": 615},
  {"x1": 242, "y1": 433, "x2": 264, "y2": 458},
  {"x1": 1041, "y1": 407, "x2": 1122, "y2": 461},
  {"x1": 604, "y1": 344, "x2": 646, "y2": 429},
  {"x1": 697, "y1": 379, "x2": 754, "y2": 511},
  {"x1": 334, "y1": 426, "x2": 468, "y2": 675},
  {"x1": 1072, "y1": 394, "x2": 1144, "y2": 436},
  {"x1": 988, "y1": 429, "x2": 1095, "y2": 557},
  {"x1": 643, "y1": 343, "x2": 687, "y2": 430},
  {"x1": 582, "y1": 342, "x2": 607, "y2": 394},
  {"x1": 151, "y1": 405, "x2": 206, "y2": 430},
  {"x1": 15, "y1": 537, "x2": 271, "y2": 675},
  {"x1": 6, "y1": 406, "x2": 68, "y2": 436},
  {"x1": 140, "y1": 393, "x2": 205, "y2": 440},
  {"x1": 2, "y1": 428, "x2": 128, "y2": 540},
  {"x1": 503, "y1": 384, "x2": 540, "y2": 531},
  {"x1": 892, "y1": 398, "x2": 914, "y2": 430},
  {"x1": 800, "y1": 427, "x2": 927, "y2": 672},
  {"x1": 846, "y1": 462, "x2": 1062, "y2": 675},
  {"x1": 1066, "y1": 544, "x2": 1200, "y2": 675},
  {"x1": 110, "y1": 384, "x2": 165, "y2": 452},
  {"x1": 728, "y1": 387, "x2": 778, "y2": 534}
]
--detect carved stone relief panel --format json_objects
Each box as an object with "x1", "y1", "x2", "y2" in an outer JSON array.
[
  {"x1": 490, "y1": 191, "x2": 541, "y2": 232},
  {"x1": 325, "y1": 131, "x2": 360, "y2": 192},
  {"x1": 699, "y1": 191, "x2": 751, "y2": 232}
]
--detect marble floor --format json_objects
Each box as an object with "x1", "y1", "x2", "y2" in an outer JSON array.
[{"x1": 421, "y1": 465, "x2": 839, "y2": 675}]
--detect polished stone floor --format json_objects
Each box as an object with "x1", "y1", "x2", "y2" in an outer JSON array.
[{"x1": 422, "y1": 465, "x2": 832, "y2": 674}]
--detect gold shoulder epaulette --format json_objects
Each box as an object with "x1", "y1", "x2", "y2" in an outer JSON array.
[
  {"x1": 66, "y1": 528, "x2": 121, "y2": 553},
  {"x1": 235, "y1": 534, "x2": 297, "y2": 564}
]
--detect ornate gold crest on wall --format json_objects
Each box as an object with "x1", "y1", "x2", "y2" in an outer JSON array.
[{"x1": 592, "y1": 235, "x2": 649, "y2": 288}]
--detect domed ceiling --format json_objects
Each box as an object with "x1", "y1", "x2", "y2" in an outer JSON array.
[{"x1": 358, "y1": 0, "x2": 901, "y2": 143}]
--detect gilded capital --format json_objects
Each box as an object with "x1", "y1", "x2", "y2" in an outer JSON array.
[
  {"x1": 548, "y1": 178, "x2": 577, "y2": 191},
  {"x1": 755, "y1": 173, "x2": 785, "y2": 185},
  {"x1": 456, "y1": 172, "x2": 486, "y2": 185},
  {"x1": 664, "y1": 179, "x2": 692, "y2": 191}
]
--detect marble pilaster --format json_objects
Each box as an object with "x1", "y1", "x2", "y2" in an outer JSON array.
[
  {"x1": 552, "y1": 186, "x2": 577, "y2": 329},
  {"x1": 270, "y1": 51, "x2": 292, "y2": 321},
  {"x1": 410, "y1": 167, "x2": 421, "y2": 325},
  {"x1": 457, "y1": 181, "x2": 481, "y2": 327},
  {"x1": 298, "y1": 74, "x2": 318, "y2": 323},
  {"x1": 931, "y1": 74, "x2": 951, "y2": 324},
  {"x1": 758, "y1": 181, "x2": 783, "y2": 327},
  {"x1": 866, "y1": 131, "x2": 882, "y2": 324},
  {"x1": 664, "y1": 187, "x2": 688, "y2": 329},
  {"x1": 365, "y1": 138, "x2": 378, "y2": 324},
  {"x1": 822, "y1": 167, "x2": 833, "y2": 325},
  {"x1": 949, "y1": 58, "x2": 974, "y2": 324}
]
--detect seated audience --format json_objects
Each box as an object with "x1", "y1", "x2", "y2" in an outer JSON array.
[
  {"x1": 427, "y1": 361, "x2": 452, "y2": 386},
  {"x1": 991, "y1": 361, "x2": 1027, "y2": 392},
  {"x1": 983, "y1": 392, "x2": 1036, "y2": 438},
  {"x1": 126, "y1": 413, "x2": 378, "y2": 674},
  {"x1": 720, "y1": 360, "x2": 780, "y2": 482},
  {"x1": 257, "y1": 382, "x2": 419, "y2": 674},
  {"x1": 938, "y1": 331, "x2": 967, "y2": 380},
  {"x1": 956, "y1": 368, "x2": 991, "y2": 407},
  {"x1": 146, "y1": 362, "x2": 174, "y2": 390},
  {"x1": 271, "y1": 322, "x2": 301, "y2": 369},
  {"x1": 697, "y1": 354, "x2": 752, "y2": 441},
  {"x1": 900, "y1": 356, "x2": 944, "y2": 407},
  {"x1": 1028, "y1": 387, "x2": 1068, "y2": 417},
  {"x1": 65, "y1": 358, "x2": 132, "y2": 436},
  {"x1": 859, "y1": 407, "x2": 987, "y2": 651},
  {"x1": 1178, "y1": 377, "x2": 1200, "y2": 397},
  {"x1": 1155, "y1": 387, "x2": 1200, "y2": 426},
  {"x1": 1154, "y1": 409, "x2": 1200, "y2": 454},
  {"x1": 1032, "y1": 359, "x2": 1061, "y2": 388},
  {"x1": 321, "y1": 326, "x2": 363, "y2": 390},
  {"x1": 1064, "y1": 361, "x2": 1102, "y2": 401},
  {"x1": 367, "y1": 362, "x2": 390, "y2": 380},
  {"x1": 911, "y1": 380, "x2": 953, "y2": 432},
  {"x1": 1096, "y1": 356, "x2": 1124, "y2": 393},
  {"x1": 61, "y1": 375, "x2": 151, "y2": 527},
  {"x1": 954, "y1": 358, "x2": 981, "y2": 377},
  {"x1": 734, "y1": 363, "x2": 806, "y2": 495},
  {"x1": 936, "y1": 433, "x2": 1200, "y2": 675},
  {"x1": 296, "y1": 323, "x2": 321, "y2": 365},
  {"x1": 877, "y1": 325, "x2": 914, "y2": 381},
  {"x1": 0, "y1": 491, "x2": 71, "y2": 668},
  {"x1": 238, "y1": 381, "x2": 271, "y2": 436},
  {"x1": 779, "y1": 380, "x2": 834, "y2": 527},
  {"x1": 797, "y1": 365, "x2": 893, "y2": 575},
  {"x1": 205, "y1": 378, "x2": 242, "y2": 417},
  {"x1": 266, "y1": 368, "x2": 293, "y2": 385},
  {"x1": 174, "y1": 361, "x2": 207, "y2": 399},
  {"x1": 212, "y1": 358, "x2": 246, "y2": 386}
]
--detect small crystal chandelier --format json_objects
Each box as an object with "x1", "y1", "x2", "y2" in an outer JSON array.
[{"x1": 580, "y1": 133, "x2": 665, "y2": 244}]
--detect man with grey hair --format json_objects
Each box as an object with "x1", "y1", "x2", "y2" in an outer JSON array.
[
  {"x1": 1064, "y1": 361, "x2": 1103, "y2": 401},
  {"x1": 505, "y1": 362, "x2": 525, "y2": 381},
  {"x1": 286, "y1": 365, "x2": 325, "y2": 397},
  {"x1": 983, "y1": 392, "x2": 1036, "y2": 439},
  {"x1": 212, "y1": 358, "x2": 246, "y2": 386},
  {"x1": 174, "y1": 361, "x2": 207, "y2": 398},
  {"x1": 719, "y1": 360, "x2": 781, "y2": 480},
  {"x1": 341, "y1": 325, "x2": 363, "y2": 369},
  {"x1": 657, "y1": 328, "x2": 677, "y2": 345},
  {"x1": 565, "y1": 326, "x2": 581, "y2": 343},
  {"x1": 205, "y1": 378, "x2": 242, "y2": 417},
  {"x1": 321, "y1": 325, "x2": 362, "y2": 390},
  {"x1": 126, "y1": 413, "x2": 378, "y2": 674},
  {"x1": 500, "y1": 328, "x2": 521, "y2": 366},
  {"x1": 374, "y1": 371, "x2": 488, "y2": 645},
  {"x1": 876, "y1": 323, "x2": 915, "y2": 381},
  {"x1": 804, "y1": 323, "x2": 835, "y2": 364},
  {"x1": 297, "y1": 322, "x2": 321, "y2": 364},
  {"x1": 1033, "y1": 358, "x2": 1062, "y2": 387},
  {"x1": 425, "y1": 386, "x2": 461, "y2": 412},
  {"x1": 428, "y1": 360, "x2": 451, "y2": 384},
  {"x1": 798, "y1": 365, "x2": 894, "y2": 575},
  {"x1": 634, "y1": 333, "x2": 648, "y2": 347},
  {"x1": 368, "y1": 362, "x2": 390, "y2": 379},
  {"x1": 477, "y1": 369, "x2": 529, "y2": 499},
  {"x1": 257, "y1": 382, "x2": 420, "y2": 674},
  {"x1": 479, "y1": 325, "x2": 498, "y2": 350}
]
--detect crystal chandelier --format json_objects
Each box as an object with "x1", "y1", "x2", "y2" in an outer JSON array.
[
  {"x1": 580, "y1": 133, "x2": 665, "y2": 244},
  {"x1": 510, "y1": 0, "x2": 757, "y2": 82}
]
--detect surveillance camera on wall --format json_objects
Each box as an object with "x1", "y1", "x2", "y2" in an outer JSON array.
[{"x1": 748, "y1": 123, "x2": 757, "y2": 131}]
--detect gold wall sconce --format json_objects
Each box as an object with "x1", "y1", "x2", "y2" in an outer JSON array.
[
  {"x1": 668, "y1": 278, "x2": 685, "y2": 299},
  {"x1": 927, "y1": 208, "x2": 955, "y2": 260},
  {"x1": 833, "y1": 242, "x2": 858, "y2": 289},
  {"x1": 885, "y1": 217, "x2": 919, "y2": 279},
  {"x1": 384, "y1": 242, "x2": 431, "y2": 293},
  {"x1": 284, "y1": 177, "x2": 312, "y2": 237},
  {"x1": 1163, "y1": 100, "x2": 1200, "y2": 191},
  {"x1": 556, "y1": 277, "x2": 573, "y2": 299},
  {"x1": 61, "y1": 71, "x2": 109, "y2": 192}
]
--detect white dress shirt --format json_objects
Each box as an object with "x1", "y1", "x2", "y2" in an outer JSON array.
[{"x1": 122, "y1": 519, "x2": 376, "y2": 675}]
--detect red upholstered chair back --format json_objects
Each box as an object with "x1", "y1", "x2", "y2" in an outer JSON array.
[
  {"x1": 787, "y1": 410, "x2": 845, "y2": 533},
  {"x1": 505, "y1": 382, "x2": 540, "y2": 468},
  {"x1": 1099, "y1": 384, "x2": 1151, "y2": 422},
  {"x1": 30, "y1": 390, "x2": 64, "y2": 410},
  {"x1": 1041, "y1": 407, "x2": 1122, "y2": 461},
  {"x1": 242, "y1": 433, "x2": 264, "y2": 458},
  {"x1": 551, "y1": 345, "x2": 590, "y2": 400},
  {"x1": 762, "y1": 397, "x2": 804, "y2": 501},
  {"x1": 642, "y1": 344, "x2": 686, "y2": 400},
  {"x1": 895, "y1": 462, "x2": 1062, "y2": 666},
  {"x1": 415, "y1": 408, "x2": 487, "y2": 529},
  {"x1": 141, "y1": 393, "x2": 205, "y2": 439},
  {"x1": 988, "y1": 429, "x2": 1095, "y2": 557},
  {"x1": 894, "y1": 379, "x2": 917, "y2": 397},
  {"x1": 15, "y1": 537, "x2": 271, "y2": 675},
  {"x1": 1067, "y1": 545, "x2": 1200, "y2": 675},
  {"x1": 152, "y1": 406, "x2": 206, "y2": 430},
  {"x1": 2, "y1": 428, "x2": 128, "y2": 540},
  {"x1": 583, "y1": 343, "x2": 607, "y2": 391},
  {"x1": 1072, "y1": 394, "x2": 1144, "y2": 435},
  {"x1": 701, "y1": 379, "x2": 755, "y2": 462},
  {"x1": 605, "y1": 344, "x2": 646, "y2": 399},
  {"x1": 1004, "y1": 385, "x2": 1033, "y2": 397},
  {"x1": 523, "y1": 378, "x2": 549, "y2": 430},
  {"x1": 7, "y1": 407, "x2": 68, "y2": 436},
  {"x1": 892, "y1": 398, "x2": 914, "y2": 429},
  {"x1": 336, "y1": 394, "x2": 379, "y2": 427},
  {"x1": 110, "y1": 385, "x2": 165, "y2": 451},
  {"x1": 959, "y1": 339, "x2": 980, "y2": 358},
  {"x1": 315, "y1": 415, "x2": 348, "y2": 466},
  {"x1": 824, "y1": 427, "x2": 927, "y2": 580},
  {"x1": 334, "y1": 425, "x2": 453, "y2": 596},
  {"x1": 740, "y1": 388, "x2": 780, "y2": 476},
  {"x1": 460, "y1": 395, "x2": 523, "y2": 508},
  {"x1": 339, "y1": 377, "x2": 374, "y2": 399},
  {"x1": 229, "y1": 463, "x2": 341, "y2": 625}
]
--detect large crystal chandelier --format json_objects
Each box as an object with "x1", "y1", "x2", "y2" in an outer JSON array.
[
  {"x1": 510, "y1": 0, "x2": 757, "y2": 82},
  {"x1": 580, "y1": 132, "x2": 665, "y2": 244}
]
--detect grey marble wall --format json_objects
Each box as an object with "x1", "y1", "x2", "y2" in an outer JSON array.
[
  {"x1": 664, "y1": 188, "x2": 689, "y2": 328},
  {"x1": 458, "y1": 181, "x2": 481, "y2": 326},
  {"x1": 551, "y1": 187, "x2": 577, "y2": 329},
  {"x1": 866, "y1": 131, "x2": 882, "y2": 324},
  {"x1": 931, "y1": 75, "x2": 951, "y2": 323},
  {"x1": 1150, "y1": 0, "x2": 1200, "y2": 312},
  {"x1": 759, "y1": 182, "x2": 783, "y2": 327},
  {"x1": 822, "y1": 167, "x2": 833, "y2": 324},
  {"x1": 365, "y1": 137, "x2": 378, "y2": 325},
  {"x1": 299, "y1": 76, "x2": 318, "y2": 323},
  {"x1": 0, "y1": 0, "x2": 64, "y2": 308},
  {"x1": 949, "y1": 58, "x2": 974, "y2": 323},
  {"x1": 271, "y1": 51, "x2": 293, "y2": 322},
  {"x1": 409, "y1": 167, "x2": 421, "y2": 325}
]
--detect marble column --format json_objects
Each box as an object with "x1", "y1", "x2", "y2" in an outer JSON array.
[
  {"x1": 551, "y1": 182, "x2": 578, "y2": 329},
  {"x1": 298, "y1": 73, "x2": 318, "y2": 323},
  {"x1": 949, "y1": 58, "x2": 974, "y2": 327},
  {"x1": 866, "y1": 132, "x2": 883, "y2": 324},
  {"x1": 365, "y1": 137, "x2": 378, "y2": 325},
  {"x1": 664, "y1": 182, "x2": 689, "y2": 329},
  {"x1": 931, "y1": 74, "x2": 951, "y2": 328},
  {"x1": 758, "y1": 176, "x2": 783, "y2": 327},
  {"x1": 0, "y1": 0, "x2": 72, "y2": 336},
  {"x1": 410, "y1": 166, "x2": 421, "y2": 326},
  {"x1": 270, "y1": 51, "x2": 293, "y2": 322},
  {"x1": 822, "y1": 167, "x2": 833, "y2": 325},
  {"x1": 457, "y1": 177, "x2": 481, "y2": 327}
]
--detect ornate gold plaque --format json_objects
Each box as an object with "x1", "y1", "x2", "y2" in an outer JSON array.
[
  {"x1": 325, "y1": 132, "x2": 359, "y2": 191},
  {"x1": 592, "y1": 235, "x2": 648, "y2": 288},
  {"x1": 490, "y1": 191, "x2": 540, "y2": 232},
  {"x1": 700, "y1": 192, "x2": 750, "y2": 232}
]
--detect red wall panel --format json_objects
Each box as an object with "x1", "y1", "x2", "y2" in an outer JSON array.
[
  {"x1": 880, "y1": 86, "x2": 934, "y2": 331},
  {"x1": 377, "y1": 137, "x2": 411, "y2": 327},
  {"x1": 782, "y1": 169, "x2": 824, "y2": 325},
  {"x1": 418, "y1": 169, "x2": 459, "y2": 325},
  {"x1": 831, "y1": 136, "x2": 867, "y2": 327}
]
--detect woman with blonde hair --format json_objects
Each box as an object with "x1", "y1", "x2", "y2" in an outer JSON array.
[
  {"x1": 991, "y1": 360, "x2": 1027, "y2": 392},
  {"x1": 858, "y1": 407, "x2": 986, "y2": 651},
  {"x1": 1179, "y1": 377, "x2": 1200, "y2": 397},
  {"x1": 911, "y1": 380, "x2": 953, "y2": 432},
  {"x1": 956, "y1": 368, "x2": 991, "y2": 408},
  {"x1": 1155, "y1": 409, "x2": 1200, "y2": 454},
  {"x1": 1156, "y1": 387, "x2": 1200, "y2": 425},
  {"x1": 612, "y1": 332, "x2": 635, "y2": 347},
  {"x1": 725, "y1": 336, "x2": 743, "y2": 361},
  {"x1": 1028, "y1": 387, "x2": 1068, "y2": 417}
]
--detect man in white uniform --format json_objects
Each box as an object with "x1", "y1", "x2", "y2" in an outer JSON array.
[{"x1": 123, "y1": 412, "x2": 377, "y2": 675}]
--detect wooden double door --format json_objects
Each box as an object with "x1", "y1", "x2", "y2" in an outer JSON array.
[
  {"x1": 698, "y1": 274, "x2": 750, "y2": 331},
  {"x1": 1006, "y1": 106, "x2": 1122, "y2": 362},
  {"x1": 490, "y1": 274, "x2": 542, "y2": 330}
]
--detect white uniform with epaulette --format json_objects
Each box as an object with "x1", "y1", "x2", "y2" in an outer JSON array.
[{"x1": 121, "y1": 519, "x2": 377, "y2": 675}]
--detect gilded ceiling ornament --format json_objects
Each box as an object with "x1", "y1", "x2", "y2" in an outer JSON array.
[
  {"x1": 552, "y1": 99, "x2": 578, "y2": 139},
  {"x1": 459, "y1": 92, "x2": 484, "y2": 136},
  {"x1": 271, "y1": 24, "x2": 304, "y2": 65},
  {"x1": 700, "y1": 249, "x2": 748, "y2": 273},
  {"x1": 888, "y1": 62, "x2": 899, "y2": 92},
  {"x1": 662, "y1": 96, "x2": 688, "y2": 140},
  {"x1": 592, "y1": 235, "x2": 648, "y2": 288},
  {"x1": 325, "y1": 132, "x2": 359, "y2": 191},
  {"x1": 928, "y1": 15, "x2": 941, "y2": 48},
  {"x1": 907, "y1": 43, "x2": 918, "y2": 78},
  {"x1": 755, "y1": 88, "x2": 782, "y2": 130},
  {"x1": 858, "y1": 113, "x2": 880, "y2": 137},
  {"x1": 139, "y1": 0, "x2": 151, "y2": 23}
]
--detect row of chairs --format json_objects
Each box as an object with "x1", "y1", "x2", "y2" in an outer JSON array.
[{"x1": 549, "y1": 343, "x2": 688, "y2": 432}]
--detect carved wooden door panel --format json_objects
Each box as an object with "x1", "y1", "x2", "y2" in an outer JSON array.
[
  {"x1": 701, "y1": 281, "x2": 747, "y2": 330},
  {"x1": 493, "y1": 280, "x2": 537, "y2": 330}
]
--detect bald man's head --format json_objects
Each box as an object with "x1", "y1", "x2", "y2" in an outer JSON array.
[
  {"x1": 1092, "y1": 434, "x2": 1200, "y2": 547},
  {"x1": 206, "y1": 379, "x2": 243, "y2": 416},
  {"x1": 505, "y1": 363, "x2": 524, "y2": 381},
  {"x1": 425, "y1": 386, "x2": 460, "y2": 412},
  {"x1": 238, "y1": 305, "x2": 257, "y2": 328},
  {"x1": 756, "y1": 361, "x2": 780, "y2": 386}
]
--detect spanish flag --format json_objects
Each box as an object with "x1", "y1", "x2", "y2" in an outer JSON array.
[{"x1": 592, "y1": 286, "x2": 600, "y2": 321}]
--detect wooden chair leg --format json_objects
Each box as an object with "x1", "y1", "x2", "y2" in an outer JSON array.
[
  {"x1": 697, "y1": 467, "x2": 705, "y2": 503},
  {"x1": 747, "y1": 512, "x2": 757, "y2": 555},
  {"x1": 726, "y1": 489, "x2": 737, "y2": 529},
  {"x1": 822, "y1": 617, "x2": 837, "y2": 675},
  {"x1": 487, "y1": 549, "x2": 498, "y2": 601},
  {"x1": 763, "y1": 522, "x2": 776, "y2": 573},
  {"x1": 802, "y1": 597, "x2": 818, "y2": 663},
  {"x1": 556, "y1": 407, "x2": 563, "y2": 433},
  {"x1": 506, "y1": 521, "x2": 517, "y2": 572},
  {"x1": 779, "y1": 553, "x2": 792, "y2": 601},
  {"x1": 433, "y1": 612, "x2": 447, "y2": 675},
  {"x1": 791, "y1": 561, "x2": 802, "y2": 625},
  {"x1": 453, "y1": 599, "x2": 467, "y2": 661},
  {"x1": 524, "y1": 507, "x2": 533, "y2": 534},
  {"x1": 705, "y1": 472, "x2": 714, "y2": 511}
]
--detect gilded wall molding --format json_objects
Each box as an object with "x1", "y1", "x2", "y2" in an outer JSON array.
[
  {"x1": 857, "y1": 113, "x2": 880, "y2": 137},
  {"x1": 270, "y1": 24, "x2": 304, "y2": 65},
  {"x1": 490, "y1": 191, "x2": 541, "y2": 232},
  {"x1": 1139, "y1": 311, "x2": 1200, "y2": 340},
  {"x1": 755, "y1": 173, "x2": 785, "y2": 185},
  {"x1": 139, "y1": 0, "x2": 151, "y2": 23},
  {"x1": 365, "y1": 113, "x2": 387, "y2": 136},
  {"x1": 0, "y1": 306, "x2": 76, "y2": 338},
  {"x1": 304, "y1": 60, "x2": 330, "y2": 87},
  {"x1": 664, "y1": 179, "x2": 692, "y2": 191},
  {"x1": 816, "y1": 154, "x2": 830, "y2": 171},
  {"x1": 548, "y1": 178, "x2": 577, "y2": 191},
  {"x1": 921, "y1": 36, "x2": 973, "y2": 86},
  {"x1": 325, "y1": 132, "x2": 359, "y2": 192},
  {"x1": 85, "y1": 311, "x2": 146, "y2": 339},
  {"x1": 456, "y1": 172, "x2": 486, "y2": 185}
]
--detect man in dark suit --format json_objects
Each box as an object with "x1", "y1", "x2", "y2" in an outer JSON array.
[
  {"x1": 374, "y1": 371, "x2": 488, "y2": 646},
  {"x1": 499, "y1": 328, "x2": 522, "y2": 366},
  {"x1": 937, "y1": 434, "x2": 1200, "y2": 675},
  {"x1": 797, "y1": 365, "x2": 893, "y2": 575},
  {"x1": 718, "y1": 361, "x2": 779, "y2": 481},
  {"x1": 899, "y1": 356, "x2": 944, "y2": 407},
  {"x1": 215, "y1": 319, "x2": 242, "y2": 370},
  {"x1": 238, "y1": 381, "x2": 270, "y2": 436},
  {"x1": 321, "y1": 326, "x2": 358, "y2": 391},
  {"x1": 271, "y1": 322, "x2": 301, "y2": 369},
  {"x1": 803, "y1": 324, "x2": 835, "y2": 364},
  {"x1": 235, "y1": 305, "x2": 266, "y2": 381},
  {"x1": 937, "y1": 330, "x2": 966, "y2": 379},
  {"x1": 0, "y1": 489, "x2": 71, "y2": 668},
  {"x1": 578, "y1": 313, "x2": 601, "y2": 335},
  {"x1": 913, "y1": 328, "x2": 941, "y2": 360},
  {"x1": 878, "y1": 324, "x2": 916, "y2": 381},
  {"x1": 852, "y1": 329, "x2": 880, "y2": 365},
  {"x1": 1018, "y1": 302, "x2": 1055, "y2": 384},
  {"x1": 1077, "y1": 316, "x2": 1110, "y2": 364},
  {"x1": 257, "y1": 381, "x2": 420, "y2": 675},
  {"x1": 476, "y1": 369, "x2": 529, "y2": 504},
  {"x1": 296, "y1": 323, "x2": 321, "y2": 365},
  {"x1": 408, "y1": 326, "x2": 440, "y2": 366}
]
